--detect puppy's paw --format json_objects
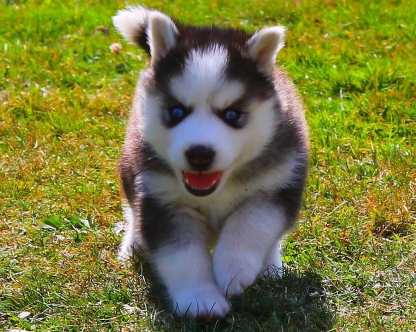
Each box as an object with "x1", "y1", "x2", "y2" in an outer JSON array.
[
  {"x1": 214, "y1": 254, "x2": 261, "y2": 298},
  {"x1": 172, "y1": 284, "x2": 230, "y2": 318}
]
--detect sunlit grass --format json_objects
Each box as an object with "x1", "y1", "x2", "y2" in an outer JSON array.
[{"x1": 1, "y1": 0, "x2": 415, "y2": 331}]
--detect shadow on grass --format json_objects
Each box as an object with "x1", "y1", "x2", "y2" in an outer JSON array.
[{"x1": 131, "y1": 254, "x2": 335, "y2": 332}]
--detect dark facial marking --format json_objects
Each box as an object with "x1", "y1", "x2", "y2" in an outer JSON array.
[
  {"x1": 141, "y1": 142, "x2": 176, "y2": 176},
  {"x1": 150, "y1": 23, "x2": 275, "y2": 108}
]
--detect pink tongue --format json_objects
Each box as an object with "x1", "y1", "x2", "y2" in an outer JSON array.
[{"x1": 184, "y1": 172, "x2": 221, "y2": 189}]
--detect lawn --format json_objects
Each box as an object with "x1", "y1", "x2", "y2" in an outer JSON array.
[{"x1": 0, "y1": 0, "x2": 415, "y2": 331}]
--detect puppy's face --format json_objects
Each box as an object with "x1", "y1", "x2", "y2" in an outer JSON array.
[
  {"x1": 113, "y1": 7, "x2": 286, "y2": 197},
  {"x1": 144, "y1": 46, "x2": 277, "y2": 196}
]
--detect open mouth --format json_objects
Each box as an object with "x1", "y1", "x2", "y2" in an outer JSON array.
[{"x1": 182, "y1": 171, "x2": 222, "y2": 197}]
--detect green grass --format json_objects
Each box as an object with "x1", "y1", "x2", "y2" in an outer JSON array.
[{"x1": 1, "y1": 0, "x2": 415, "y2": 331}]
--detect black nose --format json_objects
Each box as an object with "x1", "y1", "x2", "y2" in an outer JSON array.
[{"x1": 185, "y1": 145, "x2": 215, "y2": 171}]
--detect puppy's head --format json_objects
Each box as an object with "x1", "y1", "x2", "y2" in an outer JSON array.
[{"x1": 114, "y1": 6, "x2": 286, "y2": 197}]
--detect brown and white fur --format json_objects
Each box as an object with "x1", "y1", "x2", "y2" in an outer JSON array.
[{"x1": 113, "y1": 5, "x2": 309, "y2": 318}]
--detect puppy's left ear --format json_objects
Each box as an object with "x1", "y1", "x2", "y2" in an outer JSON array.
[
  {"x1": 246, "y1": 26, "x2": 286, "y2": 75},
  {"x1": 147, "y1": 11, "x2": 178, "y2": 64}
]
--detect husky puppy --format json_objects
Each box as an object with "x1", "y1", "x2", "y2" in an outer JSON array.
[{"x1": 113, "y1": 6, "x2": 308, "y2": 318}]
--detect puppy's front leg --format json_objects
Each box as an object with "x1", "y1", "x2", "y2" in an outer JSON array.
[
  {"x1": 213, "y1": 197, "x2": 291, "y2": 298},
  {"x1": 143, "y1": 199, "x2": 230, "y2": 317}
]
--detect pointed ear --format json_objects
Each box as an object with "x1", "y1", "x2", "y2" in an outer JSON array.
[
  {"x1": 112, "y1": 6, "x2": 178, "y2": 64},
  {"x1": 147, "y1": 11, "x2": 178, "y2": 64},
  {"x1": 246, "y1": 26, "x2": 286, "y2": 74}
]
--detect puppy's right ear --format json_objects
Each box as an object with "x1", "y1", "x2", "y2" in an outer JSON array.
[
  {"x1": 246, "y1": 26, "x2": 286, "y2": 75},
  {"x1": 112, "y1": 6, "x2": 179, "y2": 65}
]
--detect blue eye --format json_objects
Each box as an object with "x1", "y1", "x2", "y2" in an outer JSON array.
[
  {"x1": 170, "y1": 107, "x2": 184, "y2": 119},
  {"x1": 224, "y1": 110, "x2": 238, "y2": 120},
  {"x1": 164, "y1": 105, "x2": 190, "y2": 127},
  {"x1": 220, "y1": 109, "x2": 246, "y2": 128}
]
